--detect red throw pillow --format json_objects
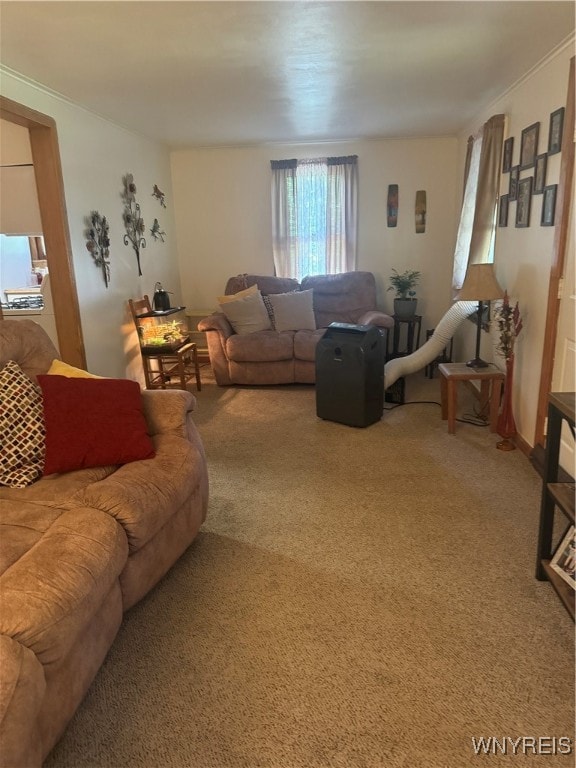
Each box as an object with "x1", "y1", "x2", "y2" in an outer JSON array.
[{"x1": 37, "y1": 375, "x2": 155, "y2": 475}]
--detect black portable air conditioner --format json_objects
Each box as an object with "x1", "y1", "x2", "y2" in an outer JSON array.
[{"x1": 315, "y1": 323, "x2": 384, "y2": 427}]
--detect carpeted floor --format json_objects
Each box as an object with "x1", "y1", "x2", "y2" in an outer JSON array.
[{"x1": 46, "y1": 372, "x2": 575, "y2": 768}]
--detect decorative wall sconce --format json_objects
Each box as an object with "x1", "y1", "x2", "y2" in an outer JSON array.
[
  {"x1": 84, "y1": 211, "x2": 111, "y2": 287},
  {"x1": 122, "y1": 173, "x2": 146, "y2": 276},
  {"x1": 150, "y1": 218, "x2": 166, "y2": 242}
]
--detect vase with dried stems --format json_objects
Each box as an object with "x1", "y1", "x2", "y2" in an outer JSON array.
[{"x1": 494, "y1": 292, "x2": 523, "y2": 451}]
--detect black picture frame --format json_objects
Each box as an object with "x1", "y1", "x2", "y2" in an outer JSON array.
[
  {"x1": 541, "y1": 184, "x2": 557, "y2": 227},
  {"x1": 548, "y1": 107, "x2": 565, "y2": 155},
  {"x1": 509, "y1": 165, "x2": 520, "y2": 201},
  {"x1": 502, "y1": 137, "x2": 514, "y2": 173},
  {"x1": 498, "y1": 194, "x2": 509, "y2": 227},
  {"x1": 520, "y1": 122, "x2": 539, "y2": 170},
  {"x1": 534, "y1": 153, "x2": 547, "y2": 195},
  {"x1": 515, "y1": 177, "x2": 533, "y2": 228},
  {"x1": 550, "y1": 525, "x2": 575, "y2": 590}
]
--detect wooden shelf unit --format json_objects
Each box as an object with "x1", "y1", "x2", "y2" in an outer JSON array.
[{"x1": 535, "y1": 392, "x2": 575, "y2": 620}]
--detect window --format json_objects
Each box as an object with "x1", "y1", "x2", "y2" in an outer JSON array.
[{"x1": 271, "y1": 155, "x2": 358, "y2": 281}]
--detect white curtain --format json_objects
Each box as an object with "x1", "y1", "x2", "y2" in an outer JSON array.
[
  {"x1": 452, "y1": 114, "x2": 505, "y2": 294},
  {"x1": 271, "y1": 155, "x2": 358, "y2": 280}
]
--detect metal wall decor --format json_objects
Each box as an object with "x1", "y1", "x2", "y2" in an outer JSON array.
[
  {"x1": 122, "y1": 173, "x2": 146, "y2": 276},
  {"x1": 150, "y1": 218, "x2": 166, "y2": 242},
  {"x1": 84, "y1": 211, "x2": 111, "y2": 287},
  {"x1": 415, "y1": 191, "x2": 426, "y2": 234},
  {"x1": 387, "y1": 184, "x2": 398, "y2": 227},
  {"x1": 152, "y1": 184, "x2": 167, "y2": 208}
]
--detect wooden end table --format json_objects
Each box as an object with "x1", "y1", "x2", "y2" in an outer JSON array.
[{"x1": 438, "y1": 362, "x2": 504, "y2": 434}]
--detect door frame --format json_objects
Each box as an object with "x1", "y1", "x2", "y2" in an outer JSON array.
[
  {"x1": 534, "y1": 57, "x2": 575, "y2": 449},
  {"x1": 0, "y1": 95, "x2": 86, "y2": 368}
]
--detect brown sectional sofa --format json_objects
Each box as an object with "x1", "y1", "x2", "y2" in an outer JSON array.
[
  {"x1": 199, "y1": 271, "x2": 394, "y2": 386},
  {"x1": 0, "y1": 320, "x2": 209, "y2": 767}
]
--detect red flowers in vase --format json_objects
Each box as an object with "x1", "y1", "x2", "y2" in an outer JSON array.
[{"x1": 494, "y1": 292, "x2": 523, "y2": 450}]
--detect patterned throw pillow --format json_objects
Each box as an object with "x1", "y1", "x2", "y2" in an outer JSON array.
[
  {"x1": 0, "y1": 360, "x2": 45, "y2": 488},
  {"x1": 261, "y1": 294, "x2": 276, "y2": 330}
]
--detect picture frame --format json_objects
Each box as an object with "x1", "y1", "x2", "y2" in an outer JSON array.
[
  {"x1": 520, "y1": 122, "x2": 539, "y2": 170},
  {"x1": 498, "y1": 194, "x2": 509, "y2": 227},
  {"x1": 550, "y1": 525, "x2": 575, "y2": 590},
  {"x1": 502, "y1": 137, "x2": 514, "y2": 173},
  {"x1": 509, "y1": 165, "x2": 520, "y2": 201},
  {"x1": 534, "y1": 153, "x2": 547, "y2": 194},
  {"x1": 548, "y1": 107, "x2": 565, "y2": 155},
  {"x1": 515, "y1": 176, "x2": 532, "y2": 228},
  {"x1": 541, "y1": 184, "x2": 558, "y2": 227}
]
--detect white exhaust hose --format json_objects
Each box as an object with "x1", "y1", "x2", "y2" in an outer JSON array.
[{"x1": 384, "y1": 301, "x2": 479, "y2": 389}]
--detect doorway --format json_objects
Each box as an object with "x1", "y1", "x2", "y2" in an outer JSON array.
[{"x1": 0, "y1": 95, "x2": 86, "y2": 368}]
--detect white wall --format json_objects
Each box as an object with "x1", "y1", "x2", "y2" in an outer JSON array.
[
  {"x1": 1, "y1": 70, "x2": 182, "y2": 381},
  {"x1": 456, "y1": 41, "x2": 573, "y2": 446},
  {"x1": 170, "y1": 137, "x2": 460, "y2": 338}
]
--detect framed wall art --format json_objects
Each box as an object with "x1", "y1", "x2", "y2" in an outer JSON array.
[
  {"x1": 550, "y1": 525, "x2": 575, "y2": 590},
  {"x1": 541, "y1": 184, "x2": 558, "y2": 227},
  {"x1": 515, "y1": 177, "x2": 533, "y2": 228},
  {"x1": 534, "y1": 153, "x2": 547, "y2": 195},
  {"x1": 520, "y1": 122, "x2": 539, "y2": 170},
  {"x1": 498, "y1": 194, "x2": 509, "y2": 227},
  {"x1": 502, "y1": 137, "x2": 514, "y2": 173},
  {"x1": 548, "y1": 107, "x2": 565, "y2": 155},
  {"x1": 509, "y1": 166, "x2": 520, "y2": 201}
]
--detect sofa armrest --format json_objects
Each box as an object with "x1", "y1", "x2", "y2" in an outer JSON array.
[
  {"x1": 358, "y1": 310, "x2": 394, "y2": 330},
  {"x1": 141, "y1": 389, "x2": 197, "y2": 439},
  {"x1": 198, "y1": 312, "x2": 234, "y2": 339}
]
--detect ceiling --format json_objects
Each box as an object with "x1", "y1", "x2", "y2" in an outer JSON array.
[{"x1": 0, "y1": 1, "x2": 574, "y2": 148}]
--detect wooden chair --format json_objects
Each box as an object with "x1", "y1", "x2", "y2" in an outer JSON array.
[{"x1": 129, "y1": 296, "x2": 201, "y2": 392}]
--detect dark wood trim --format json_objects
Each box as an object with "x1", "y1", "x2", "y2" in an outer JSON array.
[
  {"x1": 0, "y1": 96, "x2": 86, "y2": 367},
  {"x1": 534, "y1": 56, "x2": 575, "y2": 448}
]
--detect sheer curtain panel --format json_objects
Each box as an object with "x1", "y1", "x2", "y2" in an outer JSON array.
[
  {"x1": 271, "y1": 155, "x2": 358, "y2": 280},
  {"x1": 452, "y1": 114, "x2": 505, "y2": 293}
]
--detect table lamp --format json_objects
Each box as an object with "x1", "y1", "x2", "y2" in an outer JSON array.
[{"x1": 457, "y1": 263, "x2": 504, "y2": 368}]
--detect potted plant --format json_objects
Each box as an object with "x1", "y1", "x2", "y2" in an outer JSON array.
[{"x1": 388, "y1": 269, "x2": 421, "y2": 319}]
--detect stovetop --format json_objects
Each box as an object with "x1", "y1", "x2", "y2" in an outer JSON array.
[{"x1": 2, "y1": 296, "x2": 45, "y2": 310}]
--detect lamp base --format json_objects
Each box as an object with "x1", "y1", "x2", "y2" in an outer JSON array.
[{"x1": 466, "y1": 357, "x2": 489, "y2": 368}]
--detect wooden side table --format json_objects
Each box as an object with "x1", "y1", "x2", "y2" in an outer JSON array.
[{"x1": 438, "y1": 362, "x2": 504, "y2": 434}]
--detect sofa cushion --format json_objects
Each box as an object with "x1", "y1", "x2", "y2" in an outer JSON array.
[
  {"x1": 37, "y1": 375, "x2": 156, "y2": 475},
  {"x1": 77, "y1": 433, "x2": 205, "y2": 552},
  {"x1": 0, "y1": 361, "x2": 45, "y2": 488},
  {"x1": 225, "y1": 274, "x2": 300, "y2": 296},
  {"x1": 294, "y1": 328, "x2": 327, "y2": 362},
  {"x1": 0, "y1": 319, "x2": 59, "y2": 383},
  {"x1": 0, "y1": 505, "x2": 127, "y2": 666},
  {"x1": 218, "y1": 289, "x2": 272, "y2": 335},
  {"x1": 226, "y1": 330, "x2": 294, "y2": 362},
  {"x1": 301, "y1": 271, "x2": 379, "y2": 328},
  {"x1": 268, "y1": 289, "x2": 316, "y2": 332}
]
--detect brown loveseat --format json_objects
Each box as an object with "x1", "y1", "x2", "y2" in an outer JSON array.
[
  {"x1": 199, "y1": 271, "x2": 394, "y2": 386},
  {"x1": 0, "y1": 320, "x2": 209, "y2": 767}
]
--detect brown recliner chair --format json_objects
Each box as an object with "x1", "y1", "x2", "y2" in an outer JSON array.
[{"x1": 199, "y1": 271, "x2": 394, "y2": 386}]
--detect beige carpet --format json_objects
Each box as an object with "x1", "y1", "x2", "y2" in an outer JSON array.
[{"x1": 46, "y1": 372, "x2": 575, "y2": 768}]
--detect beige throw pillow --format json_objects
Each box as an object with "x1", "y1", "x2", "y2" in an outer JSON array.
[
  {"x1": 268, "y1": 289, "x2": 316, "y2": 332},
  {"x1": 217, "y1": 283, "x2": 258, "y2": 304},
  {"x1": 218, "y1": 290, "x2": 272, "y2": 335}
]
